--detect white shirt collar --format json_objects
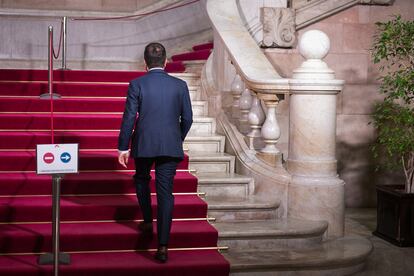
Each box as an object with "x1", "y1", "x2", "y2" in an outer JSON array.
[{"x1": 148, "y1": 67, "x2": 164, "y2": 71}]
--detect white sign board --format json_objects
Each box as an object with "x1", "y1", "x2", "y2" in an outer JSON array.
[{"x1": 36, "y1": 144, "x2": 79, "y2": 174}]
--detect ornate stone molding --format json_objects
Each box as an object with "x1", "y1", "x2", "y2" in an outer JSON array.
[
  {"x1": 261, "y1": 7, "x2": 296, "y2": 48},
  {"x1": 359, "y1": 0, "x2": 393, "y2": 4}
]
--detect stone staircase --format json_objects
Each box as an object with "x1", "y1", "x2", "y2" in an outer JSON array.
[
  {"x1": 295, "y1": 0, "x2": 393, "y2": 30},
  {"x1": 181, "y1": 64, "x2": 372, "y2": 275}
]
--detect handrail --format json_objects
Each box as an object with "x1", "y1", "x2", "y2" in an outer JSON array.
[
  {"x1": 295, "y1": 0, "x2": 359, "y2": 30},
  {"x1": 71, "y1": 0, "x2": 200, "y2": 21},
  {"x1": 206, "y1": 0, "x2": 289, "y2": 94}
]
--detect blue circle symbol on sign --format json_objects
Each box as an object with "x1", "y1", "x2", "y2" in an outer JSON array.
[{"x1": 60, "y1": 152, "x2": 71, "y2": 163}]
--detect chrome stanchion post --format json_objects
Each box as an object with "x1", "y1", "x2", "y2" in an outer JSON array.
[
  {"x1": 61, "y1": 16, "x2": 68, "y2": 70},
  {"x1": 52, "y1": 174, "x2": 61, "y2": 276},
  {"x1": 40, "y1": 25, "x2": 61, "y2": 99},
  {"x1": 48, "y1": 26, "x2": 53, "y2": 97},
  {"x1": 38, "y1": 26, "x2": 68, "y2": 276},
  {"x1": 38, "y1": 174, "x2": 70, "y2": 275}
]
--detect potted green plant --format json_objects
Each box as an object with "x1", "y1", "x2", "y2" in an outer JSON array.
[{"x1": 370, "y1": 15, "x2": 414, "y2": 247}]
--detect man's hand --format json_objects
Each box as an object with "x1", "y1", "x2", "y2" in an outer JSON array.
[{"x1": 118, "y1": 150, "x2": 130, "y2": 168}]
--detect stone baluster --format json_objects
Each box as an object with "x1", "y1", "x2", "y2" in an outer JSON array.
[
  {"x1": 238, "y1": 88, "x2": 253, "y2": 134},
  {"x1": 256, "y1": 93, "x2": 282, "y2": 166},
  {"x1": 230, "y1": 73, "x2": 244, "y2": 119},
  {"x1": 287, "y1": 30, "x2": 345, "y2": 238},
  {"x1": 245, "y1": 92, "x2": 266, "y2": 149},
  {"x1": 248, "y1": 92, "x2": 265, "y2": 137}
]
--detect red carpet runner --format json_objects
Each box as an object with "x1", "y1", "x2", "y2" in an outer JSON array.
[
  {"x1": 171, "y1": 42, "x2": 213, "y2": 62},
  {"x1": 0, "y1": 51, "x2": 229, "y2": 275}
]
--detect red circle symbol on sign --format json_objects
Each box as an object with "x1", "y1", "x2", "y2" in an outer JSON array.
[{"x1": 43, "y1": 152, "x2": 54, "y2": 164}]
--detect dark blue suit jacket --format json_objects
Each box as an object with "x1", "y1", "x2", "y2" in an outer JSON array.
[{"x1": 118, "y1": 69, "x2": 193, "y2": 159}]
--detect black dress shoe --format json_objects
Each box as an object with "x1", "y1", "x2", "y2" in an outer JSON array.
[
  {"x1": 154, "y1": 246, "x2": 168, "y2": 263},
  {"x1": 137, "y1": 222, "x2": 153, "y2": 234}
]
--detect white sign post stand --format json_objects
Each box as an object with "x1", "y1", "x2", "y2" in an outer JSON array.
[{"x1": 36, "y1": 144, "x2": 79, "y2": 276}]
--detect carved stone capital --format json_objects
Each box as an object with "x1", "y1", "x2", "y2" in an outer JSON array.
[
  {"x1": 359, "y1": 0, "x2": 393, "y2": 5},
  {"x1": 261, "y1": 7, "x2": 296, "y2": 48},
  {"x1": 257, "y1": 93, "x2": 279, "y2": 104}
]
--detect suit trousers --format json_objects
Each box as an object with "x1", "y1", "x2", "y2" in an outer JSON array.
[{"x1": 133, "y1": 156, "x2": 181, "y2": 246}]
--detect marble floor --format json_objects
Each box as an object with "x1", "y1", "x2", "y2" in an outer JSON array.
[{"x1": 346, "y1": 208, "x2": 414, "y2": 276}]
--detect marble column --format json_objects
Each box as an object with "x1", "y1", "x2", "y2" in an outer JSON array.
[{"x1": 287, "y1": 30, "x2": 345, "y2": 238}]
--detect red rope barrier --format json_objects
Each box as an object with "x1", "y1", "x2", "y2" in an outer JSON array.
[
  {"x1": 48, "y1": 19, "x2": 64, "y2": 143},
  {"x1": 71, "y1": 0, "x2": 200, "y2": 21}
]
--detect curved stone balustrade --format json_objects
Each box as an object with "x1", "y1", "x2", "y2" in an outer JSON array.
[
  {"x1": 207, "y1": 0, "x2": 288, "y2": 164},
  {"x1": 206, "y1": 0, "x2": 289, "y2": 94},
  {"x1": 205, "y1": 0, "x2": 345, "y2": 237},
  {"x1": 200, "y1": 56, "x2": 291, "y2": 216}
]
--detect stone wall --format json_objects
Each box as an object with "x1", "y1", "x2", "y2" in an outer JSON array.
[
  {"x1": 0, "y1": 0, "x2": 212, "y2": 70},
  {"x1": 264, "y1": 0, "x2": 414, "y2": 207}
]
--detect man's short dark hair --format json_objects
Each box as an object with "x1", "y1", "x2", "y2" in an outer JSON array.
[{"x1": 144, "y1": 42, "x2": 166, "y2": 69}]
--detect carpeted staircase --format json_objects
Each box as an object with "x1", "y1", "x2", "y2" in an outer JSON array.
[
  {"x1": 170, "y1": 43, "x2": 214, "y2": 74},
  {"x1": 0, "y1": 44, "x2": 230, "y2": 275}
]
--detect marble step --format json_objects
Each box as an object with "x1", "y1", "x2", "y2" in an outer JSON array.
[
  {"x1": 182, "y1": 60, "x2": 207, "y2": 74},
  {"x1": 187, "y1": 85, "x2": 200, "y2": 90},
  {"x1": 206, "y1": 195, "x2": 280, "y2": 222},
  {"x1": 188, "y1": 117, "x2": 216, "y2": 135},
  {"x1": 197, "y1": 173, "x2": 253, "y2": 198},
  {"x1": 173, "y1": 73, "x2": 201, "y2": 86},
  {"x1": 184, "y1": 134, "x2": 225, "y2": 153},
  {"x1": 224, "y1": 236, "x2": 373, "y2": 276},
  {"x1": 189, "y1": 88, "x2": 201, "y2": 101},
  {"x1": 213, "y1": 219, "x2": 328, "y2": 250},
  {"x1": 189, "y1": 152, "x2": 235, "y2": 173},
  {"x1": 191, "y1": 100, "x2": 208, "y2": 117}
]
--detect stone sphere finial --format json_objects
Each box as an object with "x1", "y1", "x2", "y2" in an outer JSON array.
[{"x1": 298, "y1": 30, "x2": 330, "y2": 60}]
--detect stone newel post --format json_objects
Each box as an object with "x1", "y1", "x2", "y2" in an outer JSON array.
[{"x1": 287, "y1": 30, "x2": 345, "y2": 238}]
